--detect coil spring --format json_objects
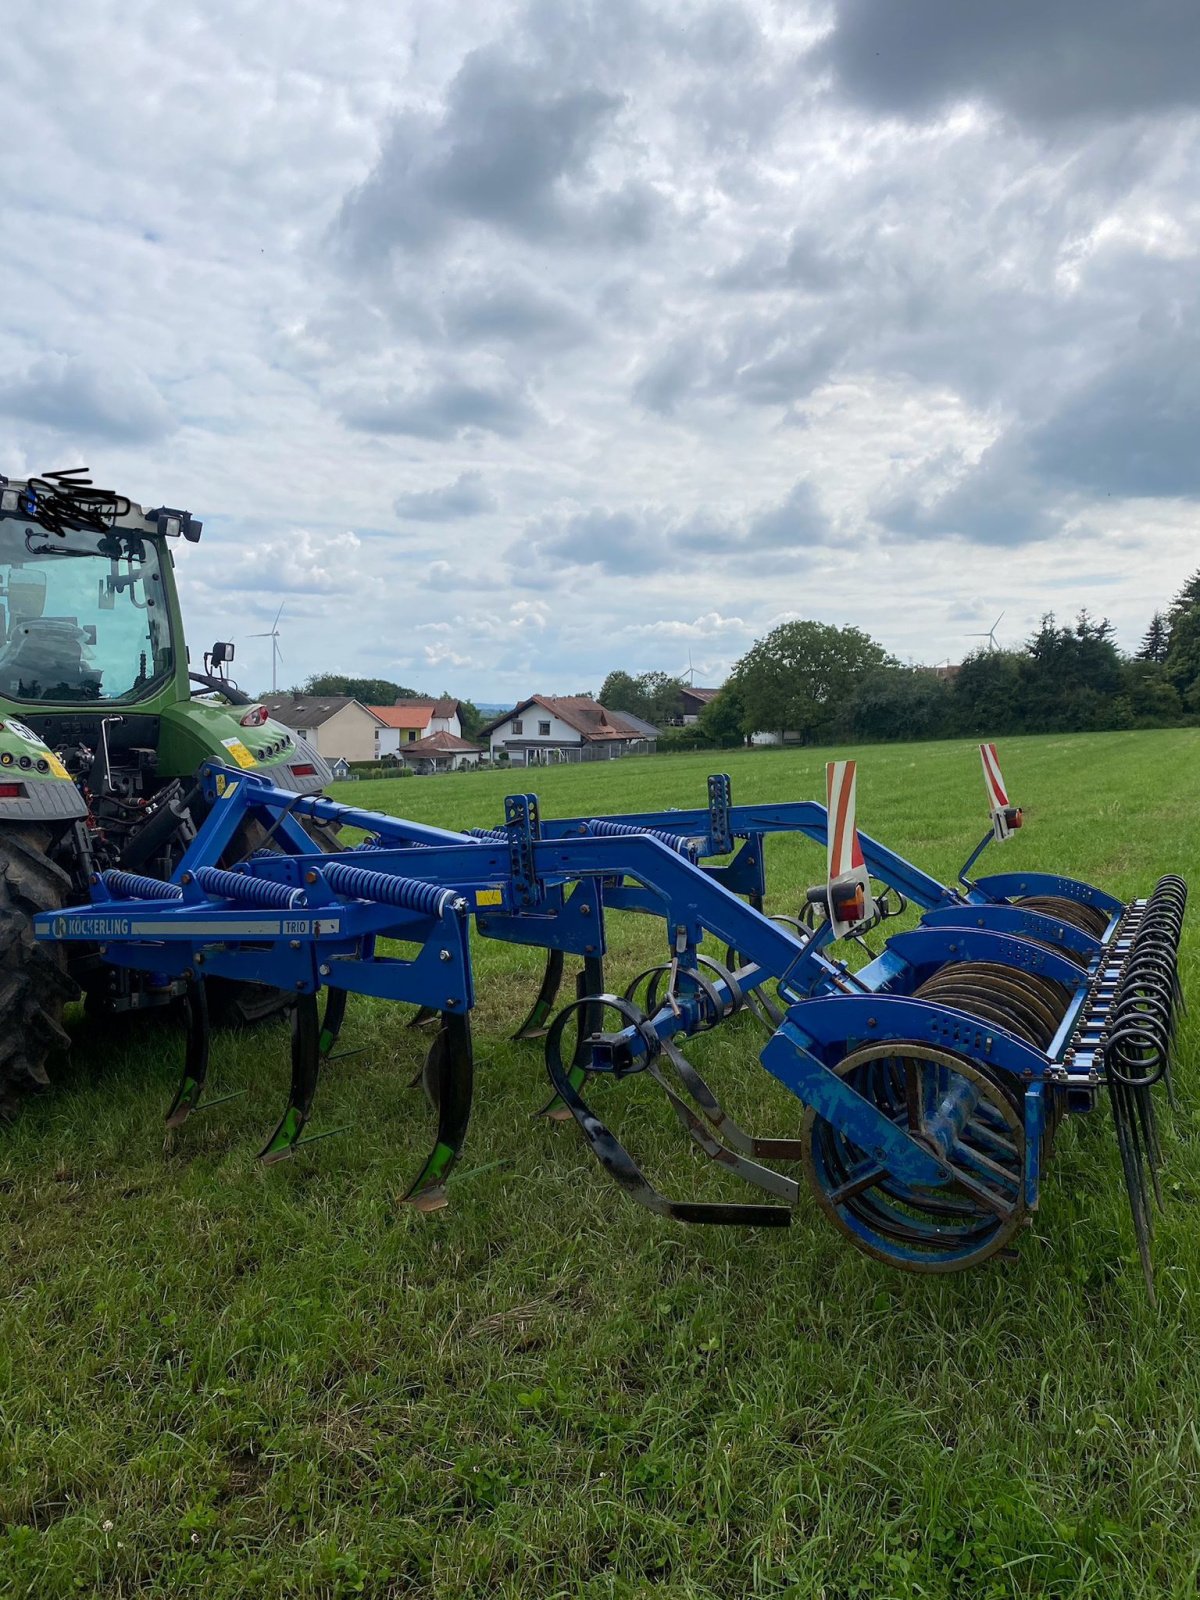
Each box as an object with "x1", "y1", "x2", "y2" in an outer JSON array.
[
  {"x1": 191, "y1": 866, "x2": 307, "y2": 910},
  {"x1": 101, "y1": 870, "x2": 184, "y2": 902},
  {"x1": 322, "y1": 861, "x2": 457, "y2": 917},
  {"x1": 1103, "y1": 875, "x2": 1187, "y2": 1088},
  {"x1": 467, "y1": 827, "x2": 509, "y2": 842},
  {"x1": 585, "y1": 819, "x2": 699, "y2": 859}
]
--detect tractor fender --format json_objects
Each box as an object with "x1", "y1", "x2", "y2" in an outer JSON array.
[{"x1": 0, "y1": 717, "x2": 86, "y2": 821}]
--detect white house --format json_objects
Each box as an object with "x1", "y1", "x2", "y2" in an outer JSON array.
[{"x1": 479, "y1": 696, "x2": 658, "y2": 766}]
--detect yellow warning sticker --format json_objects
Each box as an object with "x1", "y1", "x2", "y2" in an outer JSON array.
[
  {"x1": 215, "y1": 774, "x2": 240, "y2": 798},
  {"x1": 476, "y1": 888, "x2": 504, "y2": 907},
  {"x1": 45, "y1": 752, "x2": 71, "y2": 780},
  {"x1": 221, "y1": 737, "x2": 258, "y2": 769}
]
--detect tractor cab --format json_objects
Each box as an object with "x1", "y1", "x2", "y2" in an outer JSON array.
[{"x1": 0, "y1": 517, "x2": 176, "y2": 706}]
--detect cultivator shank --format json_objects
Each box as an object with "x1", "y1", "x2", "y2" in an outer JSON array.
[{"x1": 35, "y1": 747, "x2": 1188, "y2": 1288}]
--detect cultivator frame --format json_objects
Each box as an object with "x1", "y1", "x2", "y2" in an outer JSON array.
[{"x1": 35, "y1": 747, "x2": 1187, "y2": 1290}]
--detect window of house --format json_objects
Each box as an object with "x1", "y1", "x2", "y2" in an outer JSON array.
[
  {"x1": 538, "y1": 720, "x2": 551, "y2": 736},
  {"x1": 408, "y1": 730, "x2": 417, "y2": 741},
  {"x1": 512, "y1": 719, "x2": 523, "y2": 734}
]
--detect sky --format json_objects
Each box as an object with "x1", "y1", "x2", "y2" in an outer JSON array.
[{"x1": 2, "y1": 0, "x2": 1198, "y2": 702}]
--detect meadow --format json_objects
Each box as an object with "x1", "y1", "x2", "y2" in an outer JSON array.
[{"x1": 2, "y1": 729, "x2": 1199, "y2": 1599}]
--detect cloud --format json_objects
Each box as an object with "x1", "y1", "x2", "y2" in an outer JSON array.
[
  {"x1": 341, "y1": 376, "x2": 537, "y2": 439},
  {"x1": 334, "y1": 47, "x2": 634, "y2": 262},
  {"x1": 819, "y1": 0, "x2": 1200, "y2": 126},
  {"x1": 623, "y1": 610, "x2": 749, "y2": 638},
  {"x1": 0, "y1": 354, "x2": 176, "y2": 443},
  {"x1": 212, "y1": 528, "x2": 363, "y2": 595},
  {"x1": 394, "y1": 471, "x2": 498, "y2": 521},
  {"x1": 524, "y1": 480, "x2": 835, "y2": 577}
]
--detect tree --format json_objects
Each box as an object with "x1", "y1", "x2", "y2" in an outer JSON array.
[
  {"x1": 1164, "y1": 569, "x2": 1200, "y2": 703},
  {"x1": 296, "y1": 673, "x2": 420, "y2": 704},
  {"x1": 598, "y1": 670, "x2": 642, "y2": 715},
  {"x1": 848, "y1": 667, "x2": 952, "y2": 743},
  {"x1": 951, "y1": 649, "x2": 1025, "y2": 736},
  {"x1": 456, "y1": 697, "x2": 484, "y2": 741},
  {"x1": 698, "y1": 685, "x2": 747, "y2": 746},
  {"x1": 1137, "y1": 612, "x2": 1170, "y2": 663},
  {"x1": 1118, "y1": 660, "x2": 1182, "y2": 725},
  {"x1": 729, "y1": 621, "x2": 892, "y2": 743},
  {"x1": 1017, "y1": 611, "x2": 1123, "y2": 732},
  {"x1": 597, "y1": 669, "x2": 685, "y2": 726}
]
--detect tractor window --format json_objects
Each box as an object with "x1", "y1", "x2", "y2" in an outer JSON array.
[{"x1": 0, "y1": 522, "x2": 175, "y2": 704}]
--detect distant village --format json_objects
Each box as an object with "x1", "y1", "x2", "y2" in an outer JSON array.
[{"x1": 260, "y1": 683, "x2": 719, "y2": 775}]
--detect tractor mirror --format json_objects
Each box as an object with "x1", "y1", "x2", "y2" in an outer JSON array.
[
  {"x1": 98, "y1": 576, "x2": 115, "y2": 611},
  {"x1": 211, "y1": 641, "x2": 235, "y2": 666}
]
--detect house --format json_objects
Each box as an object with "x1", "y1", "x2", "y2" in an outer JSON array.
[
  {"x1": 671, "y1": 686, "x2": 721, "y2": 726},
  {"x1": 479, "y1": 696, "x2": 658, "y2": 766},
  {"x1": 262, "y1": 695, "x2": 384, "y2": 763},
  {"x1": 393, "y1": 730, "x2": 484, "y2": 774},
  {"x1": 371, "y1": 697, "x2": 464, "y2": 759}
]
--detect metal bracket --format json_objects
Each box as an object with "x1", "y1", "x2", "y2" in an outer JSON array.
[
  {"x1": 504, "y1": 793, "x2": 543, "y2": 908},
  {"x1": 707, "y1": 773, "x2": 733, "y2": 855}
]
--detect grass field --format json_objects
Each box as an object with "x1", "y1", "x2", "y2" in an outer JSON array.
[{"x1": 2, "y1": 729, "x2": 1199, "y2": 1599}]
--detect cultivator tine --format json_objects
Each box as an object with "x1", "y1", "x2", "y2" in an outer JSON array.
[
  {"x1": 536, "y1": 955, "x2": 604, "y2": 1121},
  {"x1": 512, "y1": 948, "x2": 565, "y2": 1040},
  {"x1": 164, "y1": 977, "x2": 240, "y2": 1128},
  {"x1": 402, "y1": 1012, "x2": 474, "y2": 1212},
  {"x1": 258, "y1": 994, "x2": 336, "y2": 1164},
  {"x1": 408, "y1": 1005, "x2": 442, "y2": 1030},
  {"x1": 319, "y1": 987, "x2": 348, "y2": 1057}
]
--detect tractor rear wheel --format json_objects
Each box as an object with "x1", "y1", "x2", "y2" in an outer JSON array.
[{"x1": 0, "y1": 825, "x2": 79, "y2": 1113}]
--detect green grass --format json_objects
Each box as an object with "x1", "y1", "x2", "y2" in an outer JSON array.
[{"x1": 3, "y1": 729, "x2": 1200, "y2": 1599}]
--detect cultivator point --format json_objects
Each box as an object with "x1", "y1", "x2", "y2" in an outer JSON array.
[{"x1": 36, "y1": 746, "x2": 1188, "y2": 1288}]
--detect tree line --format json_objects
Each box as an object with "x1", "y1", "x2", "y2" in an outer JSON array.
[{"x1": 605, "y1": 569, "x2": 1200, "y2": 749}]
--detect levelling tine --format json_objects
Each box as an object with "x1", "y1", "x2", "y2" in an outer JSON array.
[
  {"x1": 402, "y1": 1012, "x2": 474, "y2": 1212},
  {"x1": 258, "y1": 994, "x2": 324, "y2": 1164},
  {"x1": 659, "y1": 1037, "x2": 808, "y2": 1161},
  {"x1": 1109, "y1": 1077, "x2": 1156, "y2": 1303},
  {"x1": 543, "y1": 1009, "x2": 790, "y2": 1227},
  {"x1": 512, "y1": 948, "x2": 565, "y2": 1040},
  {"x1": 407, "y1": 1005, "x2": 442, "y2": 1031},
  {"x1": 650, "y1": 1058, "x2": 800, "y2": 1205},
  {"x1": 165, "y1": 977, "x2": 215, "y2": 1129}
]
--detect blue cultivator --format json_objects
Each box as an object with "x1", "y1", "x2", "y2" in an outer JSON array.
[{"x1": 36, "y1": 747, "x2": 1187, "y2": 1290}]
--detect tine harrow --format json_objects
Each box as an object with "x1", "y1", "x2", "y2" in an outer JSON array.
[{"x1": 35, "y1": 746, "x2": 1188, "y2": 1289}]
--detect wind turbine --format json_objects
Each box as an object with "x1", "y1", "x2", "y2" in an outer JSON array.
[
  {"x1": 250, "y1": 602, "x2": 284, "y2": 693},
  {"x1": 966, "y1": 611, "x2": 1004, "y2": 652}
]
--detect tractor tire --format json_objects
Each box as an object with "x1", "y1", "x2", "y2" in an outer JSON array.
[{"x1": 0, "y1": 825, "x2": 80, "y2": 1113}]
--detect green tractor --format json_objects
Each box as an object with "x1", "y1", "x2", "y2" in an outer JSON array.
[{"x1": 0, "y1": 470, "x2": 333, "y2": 1107}]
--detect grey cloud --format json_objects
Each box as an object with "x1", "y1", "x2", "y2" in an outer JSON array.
[
  {"x1": 524, "y1": 480, "x2": 834, "y2": 577},
  {"x1": 445, "y1": 283, "x2": 590, "y2": 350},
  {"x1": 876, "y1": 437, "x2": 1067, "y2": 546},
  {"x1": 342, "y1": 377, "x2": 537, "y2": 440},
  {"x1": 820, "y1": 0, "x2": 1200, "y2": 125},
  {"x1": 395, "y1": 472, "x2": 498, "y2": 522},
  {"x1": 0, "y1": 354, "x2": 176, "y2": 443},
  {"x1": 1028, "y1": 321, "x2": 1200, "y2": 498},
  {"x1": 335, "y1": 46, "x2": 639, "y2": 264}
]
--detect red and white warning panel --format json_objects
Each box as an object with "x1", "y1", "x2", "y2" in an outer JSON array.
[
  {"x1": 824, "y1": 759, "x2": 875, "y2": 938},
  {"x1": 980, "y1": 742, "x2": 1023, "y2": 842}
]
